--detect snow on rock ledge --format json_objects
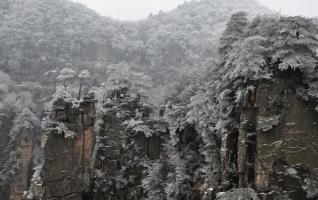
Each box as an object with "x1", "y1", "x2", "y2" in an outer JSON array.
[{"x1": 216, "y1": 188, "x2": 259, "y2": 200}]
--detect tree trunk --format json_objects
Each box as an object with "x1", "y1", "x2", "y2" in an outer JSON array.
[
  {"x1": 64, "y1": 80, "x2": 67, "y2": 90},
  {"x1": 78, "y1": 79, "x2": 83, "y2": 100}
]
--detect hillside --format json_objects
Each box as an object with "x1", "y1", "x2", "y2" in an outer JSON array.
[
  {"x1": 0, "y1": 0, "x2": 270, "y2": 85},
  {"x1": 5, "y1": 0, "x2": 318, "y2": 200}
]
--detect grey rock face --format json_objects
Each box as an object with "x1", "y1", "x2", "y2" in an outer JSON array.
[
  {"x1": 41, "y1": 96, "x2": 96, "y2": 200},
  {"x1": 235, "y1": 73, "x2": 318, "y2": 200}
]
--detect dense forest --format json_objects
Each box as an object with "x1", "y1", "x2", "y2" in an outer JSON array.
[{"x1": 0, "y1": 0, "x2": 318, "y2": 200}]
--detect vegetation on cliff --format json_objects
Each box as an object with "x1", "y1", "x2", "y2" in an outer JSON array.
[{"x1": 0, "y1": 0, "x2": 318, "y2": 199}]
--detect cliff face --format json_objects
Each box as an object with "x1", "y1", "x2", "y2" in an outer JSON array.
[
  {"x1": 40, "y1": 96, "x2": 96, "y2": 200},
  {"x1": 253, "y1": 76, "x2": 318, "y2": 199},
  {"x1": 0, "y1": 114, "x2": 15, "y2": 200},
  {"x1": 220, "y1": 72, "x2": 318, "y2": 200},
  {"x1": 0, "y1": 109, "x2": 39, "y2": 200},
  {"x1": 9, "y1": 129, "x2": 34, "y2": 200}
]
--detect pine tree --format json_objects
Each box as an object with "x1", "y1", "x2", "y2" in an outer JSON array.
[{"x1": 218, "y1": 12, "x2": 249, "y2": 65}]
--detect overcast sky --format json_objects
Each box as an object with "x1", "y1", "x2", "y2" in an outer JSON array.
[{"x1": 71, "y1": 0, "x2": 318, "y2": 21}]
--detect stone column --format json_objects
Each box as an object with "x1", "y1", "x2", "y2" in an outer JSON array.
[
  {"x1": 41, "y1": 96, "x2": 96, "y2": 200},
  {"x1": 238, "y1": 87, "x2": 258, "y2": 188}
]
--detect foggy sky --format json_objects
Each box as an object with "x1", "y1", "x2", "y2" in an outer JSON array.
[
  {"x1": 258, "y1": 0, "x2": 318, "y2": 17},
  {"x1": 71, "y1": 0, "x2": 318, "y2": 20}
]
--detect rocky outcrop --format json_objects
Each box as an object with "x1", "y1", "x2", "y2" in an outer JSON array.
[
  {"x1": 229, "y1": 72, "x2": 318, "y2": 199},
  {"x1": 40, "y1": 95, "x2": 96, "y2": 200}
]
